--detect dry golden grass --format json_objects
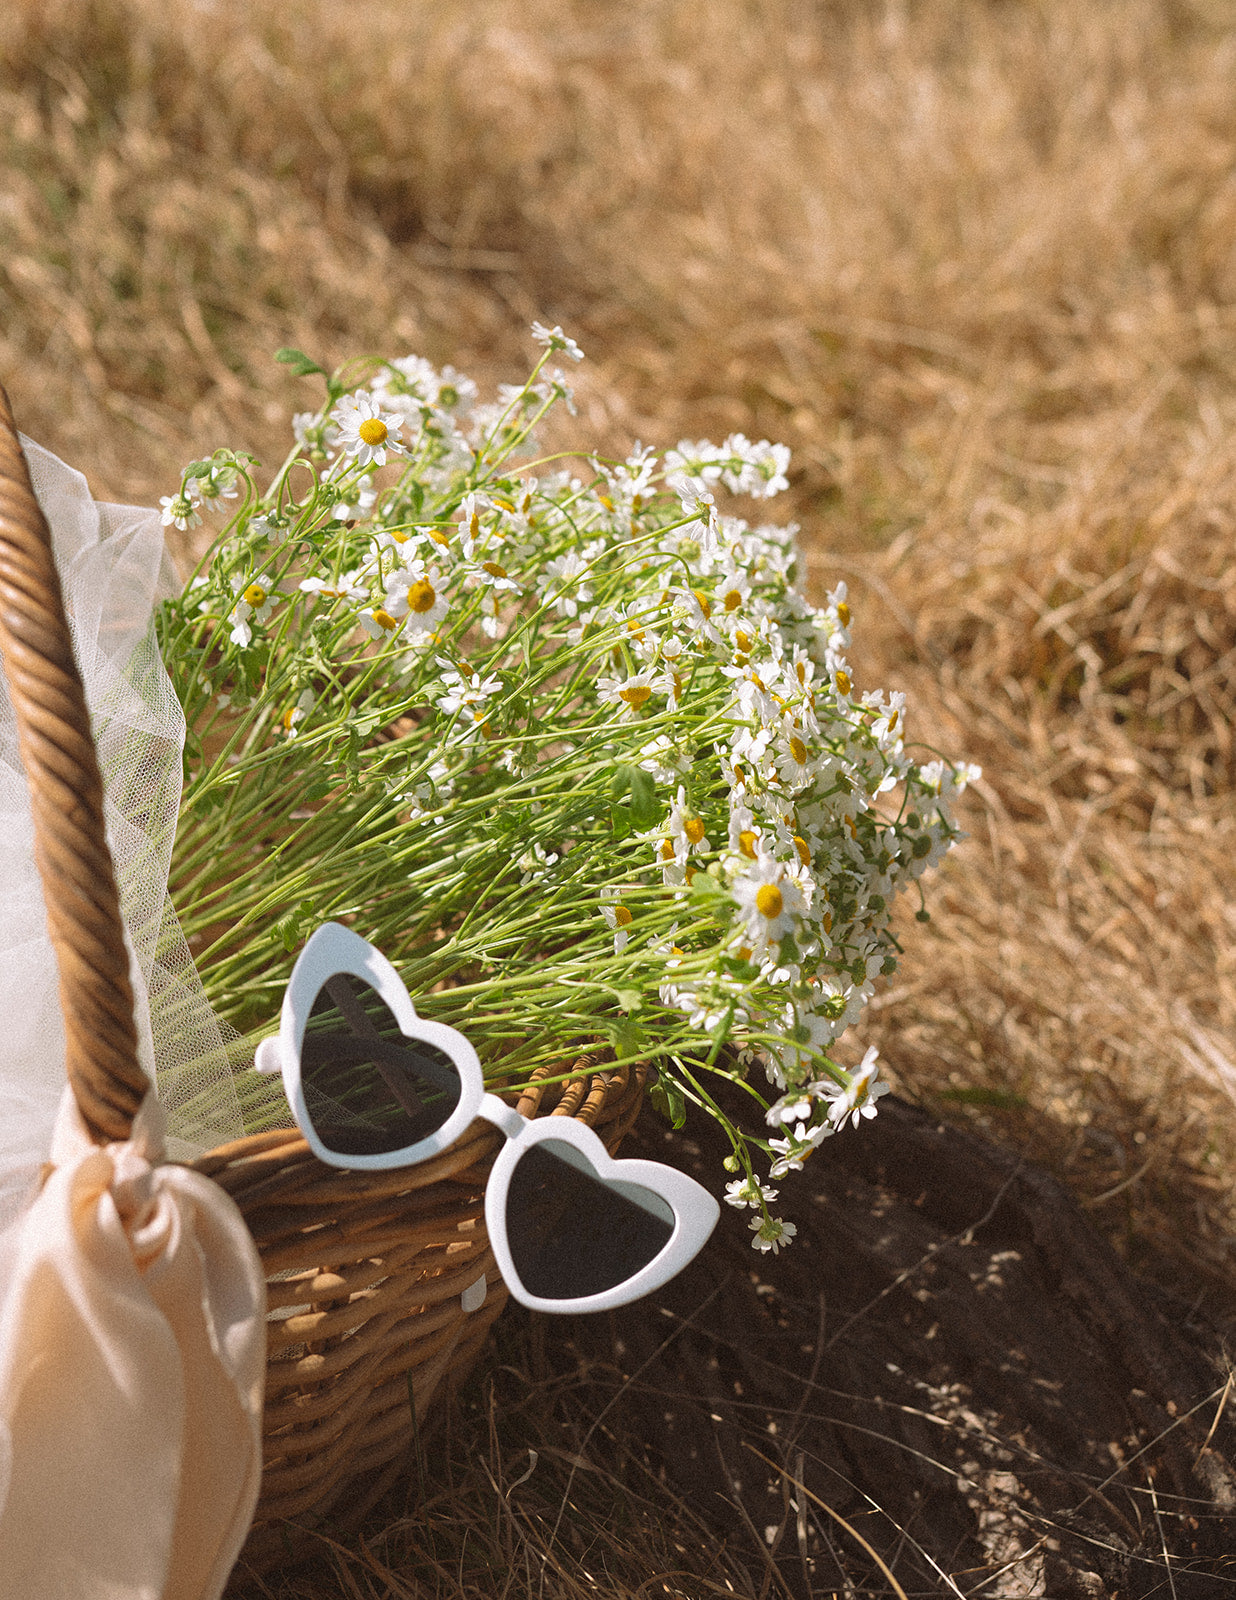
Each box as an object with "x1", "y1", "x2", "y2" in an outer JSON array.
[{"x1": 5, "y1": 0, "x2": 1236, "y2": 1588}]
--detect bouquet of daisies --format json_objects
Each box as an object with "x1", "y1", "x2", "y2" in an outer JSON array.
[{"x1": 157, "y1": 325, "x2": 976, "y2": 1251}]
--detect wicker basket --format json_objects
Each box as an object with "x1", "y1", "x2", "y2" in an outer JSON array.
[{"x1": 0, "y1": 391, "x2": 645, "y2": 1571}]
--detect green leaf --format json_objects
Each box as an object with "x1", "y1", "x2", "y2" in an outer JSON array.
[
  {"x1": 688, "y1": 871, "x2": 729, "y2": 903},
  {"x1": 275, "y1": 898, "x2": 323, "y2": 953},
  {"x1": 649, "y1": 1073, "x2": 686, "y2": 1129},
  {"x1": 608, "y1": 764, "x2": 659, "y2": 838},
  {"x1": 275, "y1": 347, "x2": 326, "y2": 379},
  {"x1": 611, "y1": 987, "x2": 643, "y2": 1014},
  {"x1": 606, "y1": 1015, "x2": 645, "y2": 1060}
]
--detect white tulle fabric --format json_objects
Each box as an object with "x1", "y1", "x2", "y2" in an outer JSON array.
[
  {"x1": 0, "y1": 1085, "x2": 265, "y2": 1600},
  {"x1": 0, "y1": 443, "x2": 270, "y2": 1593},
  {"x1": 0, "y1": 438, "x2": 255, "y2": 1241}
]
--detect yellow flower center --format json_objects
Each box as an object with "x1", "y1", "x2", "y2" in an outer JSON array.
[
  {"x1": 430, "y1": 527, "x2": 450, "y2": 546},
  {"x1": 738, "y1": 830, "x2": 758, "y2": 859},
  {"x1": 243, "y1": 583, "x2": 267, "y2": 606},
  {"x1": 692, "y1": 589, "x2": 712, "y2": 619},
  {"x1": 823, "y1": 912, "x2": 833, "y2": 933},
  {"x1": 835, "y1": 669, "x2": 851, "y2": 694},
  {"x1": 626, "y1": 619, "x2": 645, "y2": 641},
  {"x1": 358, "y1": 417, "x2": 388, "y2": 447},
  {"x1": 789, "y1": 736, "x2": 808, "y2": 765},
  {"x1": 796, "y1": 661, "x2": 807, "y2": 684},
  {"x1": 684, "y1": 816, "x2": 706, "y2": 845},
  {"x1": 619, "y1": 685, "x2": 652, "y2": 708},
  {"x1": 735, "y1": 630, "x2": 752, "y2": 654},
  {"x1": 492, "y1": 496, "x2": 516, "y2": 512},
  {"x1": 723, "y1": 588, "x2": 743, "y2": 612},
  {"x1": 613, "y1": 904, "x2": 632, "y2": 927},
  {"x1": 737, "y1": 946, "x2": 752, "y2": 963},
  {"x1": 732, "y1": 762, "x2": 746, "y2": 785},
  {"x1": 755, "y1": 883, "x2": 784, "y2": 920},
  {"x1": 837, "y1": 601, "x2": 851, "y2": 625},
  {"x1": 408, "y1": 579, "x2": 437, "y2": 614},
  {"x1": 372, "y1": 608, "x2": 398, "y2": 631},
  {"x1": 482, "y1": 561, "x2": 508, "y2": 579},
  {"x1": 660, "y1": 840, "x2": 676, "y2": 861},
  {"x1": 793, "y1": 834, "x2": 811, "y2": 866}
]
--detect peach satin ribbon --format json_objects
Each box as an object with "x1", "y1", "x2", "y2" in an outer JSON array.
[{"x1": 0, "y1": 1087, "x2": 265, "y2": 1599}]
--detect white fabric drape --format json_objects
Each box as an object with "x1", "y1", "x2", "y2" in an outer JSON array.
[{"x1": 0, "y1": 1087, "x2": 265, "y2": 1600}]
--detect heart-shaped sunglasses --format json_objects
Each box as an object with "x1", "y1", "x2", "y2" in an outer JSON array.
[{"x1": 254, "y1": 922, "x2": 719, "y2": 1314}]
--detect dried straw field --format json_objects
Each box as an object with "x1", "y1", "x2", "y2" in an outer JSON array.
[{"x1": 4, "y1": 0, "x2": 1236, "y2": 1593}]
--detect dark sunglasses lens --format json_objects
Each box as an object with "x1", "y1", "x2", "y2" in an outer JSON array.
[
  {"x1": 300, "y1": 974, "x2": 463, "y2": 1157},
  {"x1": 504, "y1": 1140, "x2": 675, "y2": 1301}
]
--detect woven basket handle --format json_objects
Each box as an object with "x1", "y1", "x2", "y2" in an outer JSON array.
[{"x1": 0, "y1": 387, "x2": 148, "y2": 1143}]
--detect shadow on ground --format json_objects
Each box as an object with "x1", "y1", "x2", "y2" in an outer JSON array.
[{"x1": 521, "y1": 1091, "x2": 1236, "y2": 1597}]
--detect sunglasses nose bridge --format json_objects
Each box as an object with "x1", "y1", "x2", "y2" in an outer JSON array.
[{"x1": 480, "y1": 1093, "x2": 526, "y2": 1141}]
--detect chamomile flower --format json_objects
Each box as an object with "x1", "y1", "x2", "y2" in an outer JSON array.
[
  {"x1": 541, "y1": 549, "x2": 594, "y2": 619},
  {"x1": 667, "y1": 786, "x2": 711, "y2": 862},
  {"x1": 713, "y1": 561, "x2": 752, "y2": 619},
  {"x1": 195, "y1": 465, "x2": 240, "y2": 513},
  {"x1": 530, "y1": 322, "x2": 584, "y2": 362},
  {"x1": 720, "y1": 434, "x2": 791, "y2": 499},
  {"x1": 774, "y1": 727, "x2": 815, "y2": 792},
  {"x1": 598, "y1": 670, "x2": 661, "y2": 717},
  {"x1": 638, "y1": 735, "x2": 691, "y2": 784},
  {"x1": 672, "y1": 585, "x2": 721, "y2": 647},
  {"x1": 331, "y1": 473, "x2": 378, "y2": 523},
  {"x1": 724, "y1": 1175, "x2": 779, "y2": 1210},
  {"x1": 160, "y1": 487, "x2": 201, "y2": 532},
  {"x1": 517, "y1": 843, "x2": 561, "y2": 885},
  {"x1": 292, "y1": 411, "x2": 340, "y2": 456},
  {"x1": 600, "y1": 899, "x2": 633, "y2": 954},
  {"x1": 435, "y1": 662, "x2": 502, "y2": 723},
  {"x1": 228, "y1": 574, "x2": 276, "y2": 647},
  {"x1": 383, "y1": 563, "x2": 451, "y2": 635},
  {"x1": 331, "y1": 392, "x2": 406, "y2": 469},
  {"x1": 358, "y1": 605, "x2": 402, "y2": 642},
  {"x1": 278, "y1": 687, "x2": 315, "y2": 737},
  {"x1": 731, "y1": 854, "x2": 806, "y2": 952},
  {"x1": 829, "y1": 1047, "x2": 890, "y2": 1129},
  {"x1": 749, "y1": 1214, "x2": 797, "y2": 1254},
  {"x1": 373, "y1": 355, "x2": 479, "y2": 418},
  {"x1": 300, "y1": 569, "x2": 369, "y2": 604},
  {"x1": 768, "y1": 1122, "x2": 833, "y2": 1179}
]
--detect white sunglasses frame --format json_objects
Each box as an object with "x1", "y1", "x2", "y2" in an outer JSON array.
[{"x1": 254, "y1": 921, "x2": 719, "y2": 1314}]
